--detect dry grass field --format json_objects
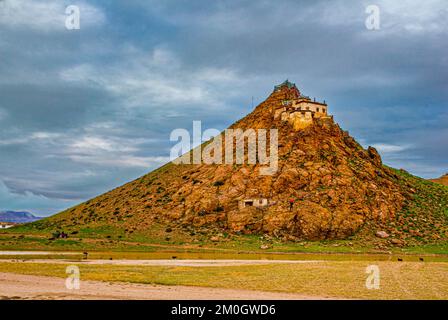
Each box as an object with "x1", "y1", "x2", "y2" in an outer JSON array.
[{"x1": 0, "y1": 259, "x2": 446, "y2": 299}]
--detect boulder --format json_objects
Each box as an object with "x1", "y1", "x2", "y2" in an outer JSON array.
[
  {"x1": 375, "y1": 231, "x2": 389, "y2": 239},
  {"x1": 390, "y1": 238, "x2": 404, "y2": 246},
  {"x1": 367, "y1": 146, "x2": 382, "y2": 167}
]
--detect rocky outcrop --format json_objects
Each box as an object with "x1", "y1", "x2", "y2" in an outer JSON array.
[
  {"x1": 38, "y1": 83, "x2": 414, "y2": 241},
  {"x1": 367, "y1": 146, "x2": 382, "y2": 167}
]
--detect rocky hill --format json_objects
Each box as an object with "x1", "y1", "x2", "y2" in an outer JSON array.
[
  {"x1": 430, "y1": 174, "x2": 448, "y2": 186},
  {"x1": 28, "y1": 81, "x2": 448, "y2": 245}
]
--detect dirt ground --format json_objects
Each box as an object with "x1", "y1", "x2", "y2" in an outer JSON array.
[{"x1": 0, "y1": 272, "x2": 329, "y2": 300}]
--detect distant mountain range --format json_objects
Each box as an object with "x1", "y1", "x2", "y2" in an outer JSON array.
[{"x1": 0, "y1": 211, "x2": 42, "y2": 223}]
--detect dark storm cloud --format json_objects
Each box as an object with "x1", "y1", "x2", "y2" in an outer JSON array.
[{"x1": 0, "y1": 0, "x2": 447, "y2": 215}]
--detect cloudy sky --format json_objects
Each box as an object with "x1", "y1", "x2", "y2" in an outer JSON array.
[{"x1": 0, "y1": 0, "x2": 447, "y2": 216}]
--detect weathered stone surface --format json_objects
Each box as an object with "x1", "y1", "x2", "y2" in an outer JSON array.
[
  {"x1": 376, "y1": 231, "x2": 390, "y2": 239},
  {"x1": 367, "y1": 146, "x2": 382, "y2": 167},
  {"x1": 390, "y1": 238, "x2": 404, "y2": 245}
]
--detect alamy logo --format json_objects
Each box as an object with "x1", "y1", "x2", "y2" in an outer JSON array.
[
  {"x1": 170, "y1": 121, "x2": 278, "y2": 175},
  {"x1": 65, "y1": 265, "x2": 80, "y2": 290},
  {"x1": 65, "y1": 5, "x2": 80, "y2": 30},
  {"x1": 365, "y1": 265, "x2": 380, "y2": 289},
  {"x1": 365, "y1": 5, "x2": 381, "y2": 30}
]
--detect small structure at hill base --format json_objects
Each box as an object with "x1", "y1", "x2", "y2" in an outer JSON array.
[
  {"x1": 273, "y1": 80, "x2": 332, "y2": 129},
  {"x1": 239, "y1": 198, "x2": 269, "y2": 209}
]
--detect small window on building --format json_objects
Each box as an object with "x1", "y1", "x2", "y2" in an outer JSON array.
[
  {"x1": 317, "y1": 108, "x2": 320, "y2": 112},
  {"x1": 306, "y1": 107, "x2": 309, "y2": 110},
  {"x1": 245, "y1": 201, "x2": 254, "y2": 207}
]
